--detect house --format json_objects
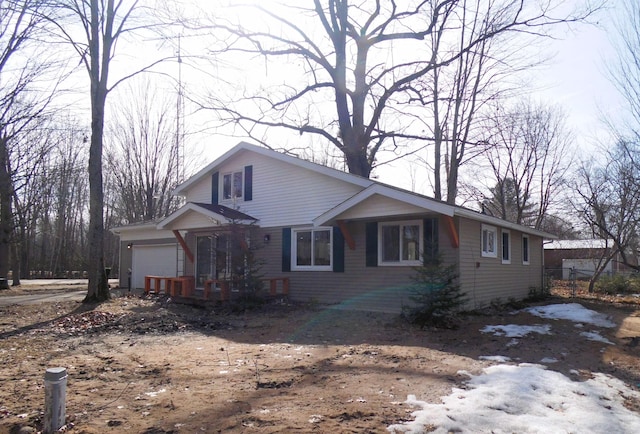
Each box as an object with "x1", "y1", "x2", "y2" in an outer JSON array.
[
  {"x1": 544, "y1": 239, "x2": 634, "y2": 280},
  {"x1": 112, "y1": 142, "x2": 556, "y2": 313}
]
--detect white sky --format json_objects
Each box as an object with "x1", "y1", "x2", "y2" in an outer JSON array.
[{"x1": 387, "y1": 302, "x2": 640, "y2": 434}]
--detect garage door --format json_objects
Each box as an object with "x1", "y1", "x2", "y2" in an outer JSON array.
[{"x1": 132, "y1": 244, "x2": 178, "y2": 289}]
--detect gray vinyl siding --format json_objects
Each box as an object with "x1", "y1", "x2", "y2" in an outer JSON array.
[
  {"x1": 457, "y1": 217, "x2": 543, "y2": 309},
  {"x1": 185, "y1": 151, "x2": 365, "y2": 227},
  {"x1": 256, "y1": 217, "x2": 458, "y2": 313}
]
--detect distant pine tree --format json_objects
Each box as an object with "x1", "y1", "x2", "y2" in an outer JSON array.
[{"x1": 482, "y1": 178, "x2": 536, "y2": 225}]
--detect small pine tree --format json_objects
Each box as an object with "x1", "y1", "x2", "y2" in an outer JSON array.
[
  {"x1": 403, "y1": 255, "x2": 466, "y2": 329},
  {"x1": 226, "y1": 220, "x2": 266, "y2": 310}
]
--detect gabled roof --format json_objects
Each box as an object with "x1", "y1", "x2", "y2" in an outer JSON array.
[
  {"x1": 314, "y1": 181, "x2": 556, "y2": 239},
  {"x1": 173, "y1": 141, "x2": 373, "y2": 196},
  {"x1": 168, "y1": 141, "x2": 555, "y2": 239},
  {"x1": 314, "y1": 183, "x2": 455, "y2": 225},
  {"x1": 157, "y1": 202, "x2": 257, "y2": 230}
]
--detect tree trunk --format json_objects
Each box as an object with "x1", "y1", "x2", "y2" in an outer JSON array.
[
  {"x1": 10, "y1": 230, "x2": 20, "y2": 286},
  {"x1": 0, "y1": 135, "x2": 12, "y2": 290},
  {"x1": 84, "y1": 0, "x2": 110, "y2": 303},
  {"x1": 85, "y1": 90, "x2": 109, "y2": 302}
]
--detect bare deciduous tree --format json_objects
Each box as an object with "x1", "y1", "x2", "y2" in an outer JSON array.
[
  {"x1": 48, "y1": 0, "x2": 171, "y2": 302},
  {"x1": 0, "y1": 0, "x2": 58, "y2": 289},
  {"x1": 105, "y1": 79, "x2": 184, "y2": 224},
  {"x1": 417, "y1": 0, "x2": 551, "y2": 203},
  {"x1": 608, "y1": 0, "x2": 640, "y2": 138},
  {"x1": 476, "y1": 101, "x2": 572, "y2": 229},
  {"x1": 192, "y1": 0, "x2": 600, "y2": 182},
  {"x1": 572, "y1": 140, "x2": 640, "y2": 291}
]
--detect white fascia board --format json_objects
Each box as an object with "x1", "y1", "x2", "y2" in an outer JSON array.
[
  {"x1": 454, "y1": 208, "x2": 558, "y2": 239},
  {"x1": 173, "y1": 141, "x2": 373, "y2": 196},
  {"x1": 111, "y1": 222, "x2": 159, "y2": 234},
  {"x1": 313, "y1": 184, "x2": 454, "y2": 226},
  {"x1": 110, "y1": 222, "x2": 176, "y2": 241}
]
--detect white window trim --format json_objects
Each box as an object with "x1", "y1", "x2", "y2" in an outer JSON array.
[
  {"x1": 501, "y1": 229, "x2": 511, "y2": 264},
  {"x1": 291, "y1": 227, "x2": 333, "y2": 271},
  {"x1": 522, "y1": 234, "x2": 530, "y2": 265},
  {"x1": 481, "y1": 224, "x2": 498, "y2": 258},
  {"x1": 221, "y1": 169, "x2": 244, "y2": 202},
  {"x1": 378, "y1": 220, "x2": 423, "y2": 266}
]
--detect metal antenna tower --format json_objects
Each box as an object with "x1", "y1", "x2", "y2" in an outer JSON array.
[{"x1": 175, "y1": 35, "x2": 185, "y2": 186}]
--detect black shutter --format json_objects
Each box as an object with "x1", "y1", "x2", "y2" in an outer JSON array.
[
  {"x1": 282, "y1": 228, "x2": 291, "y2": 272},
  {"x1": 332, "y1": 227, "x2": 345, "y2": 272},
  {"x1": 244, "y1": 165, "x2": 253, "y2": 201},
  {"x1": 365, "y1": 222, "x2": 378, "y2": 267},
  {"x1": 424, "y1": 217, "x2": 439, "y2": 263},
  {"x1": 212, "y1": 172, "x2": 219, "y2": 204}
]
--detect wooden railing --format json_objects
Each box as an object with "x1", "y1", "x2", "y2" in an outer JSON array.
[
  {"x1": 144, "y1": 275, "x2": 195, "y2": 297},
  {"x1": 146, "y1": 275, "x2": 289, "y2": 302},
  {"x1": 265, "y1": 277, "x2": 289, "y2": 297}
]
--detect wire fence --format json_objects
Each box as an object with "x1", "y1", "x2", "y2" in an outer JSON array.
[{"x1": 545, "y1": 266, "x2": 639, "y2": 297}]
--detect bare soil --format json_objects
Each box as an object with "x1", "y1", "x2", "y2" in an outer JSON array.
[{"x1": 0, "y1": 282, "x2": 639, "y2": 434}]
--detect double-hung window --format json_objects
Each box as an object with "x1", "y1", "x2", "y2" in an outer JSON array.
[
  {"x1": 522, "y1": 235, "x2": 530, "y2": 265},
  {"x1": 501, "y1": 230, "x2": 511, "y2": 264},
  {"x1": 222, "y1": 170, "x2": 243, "y2": 200},
  {"x1": 379, "y1": 220, "x2": 422, "y2": 266},
  {"x1": 481, "y1": 224, "x2": 497, "y2": 258},
  {"x1": 292, "y1": 227, "x2": 332, "y2": 270}
]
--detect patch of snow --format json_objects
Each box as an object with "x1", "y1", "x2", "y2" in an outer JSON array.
[
  {"x1": 309, "y1": 414, "x2": 323, "y2": 423},
  {"x1": 480, "y1": 324, "x2": 551, "y2": 338},
  {"x1": 580, "y1": 331, "x2": 615, "y2": 345},
  {"x1": 539, "y1": 357, "x2": 558, "y2": 363},
  {"x1": 144, "y1": 388, "x2": 166, "y2": 397},
  {"x1": 479, "y1": 355, "x2": 512, "y2": 363},
  {"x1": 525, "y1": 303, "x2": 616, "y2": 328},
  {"x1": 388, "y1": 364, "x2": 640, "y2": 434}
]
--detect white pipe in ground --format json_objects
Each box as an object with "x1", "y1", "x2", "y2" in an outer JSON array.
[{"x1": 44, "y1": 367, "x2": 67, "y2": 433}]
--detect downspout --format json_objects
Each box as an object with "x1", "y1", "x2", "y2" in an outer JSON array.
[{"x1": 542, "y1": 238, "x2": 553, "y2": 292}]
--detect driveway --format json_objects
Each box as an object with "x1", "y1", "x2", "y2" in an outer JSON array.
[
  {"x1": 0, "y1": 279, "x2": 125, "y2": 306},
  {"x1": 0, "y1": 290, "x2": 86, "y2": 306}
]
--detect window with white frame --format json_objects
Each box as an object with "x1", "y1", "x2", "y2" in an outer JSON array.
[
  {"x1": 379, "y1": 220, "x2": 422, "y2": 265},
  {"x1": 222, "y1": 170, "x2": 243, "y2": 200},
  {"x1": 481, "y1": 224, "x2": 497, "y2": 258},
  {"x1": 522, "y1": 234, "x2": 530, "y2": 265},
  {"x1": 502, "y1": 230, "x2": 511, "y2": 264},
  {"x1": 292, "y1": 227, "x2": 332, "y2": 270}
]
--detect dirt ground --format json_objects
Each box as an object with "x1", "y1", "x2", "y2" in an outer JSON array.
[{"x1": 0, "y1": 282, "x2": 639, "y2": 434}]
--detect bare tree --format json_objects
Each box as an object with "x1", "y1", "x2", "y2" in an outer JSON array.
[
  {"x1": 476, "y1": 100, "x2": 572, "y2": 229},
  {"x1": 48, "y1": 0, "x2": 172, "y2": 302},
  {"x1": 105, "y1": 78, "x2": 183, "y2": 224},
  {"x1": 192, "y1": 0, "x2": 599, "y2": 180},
  {"x1": 569, "y1": 0, "x2": 640, "y2": 291},
  {"x1": 42, "y1": 125, "x2": 89, "y2": 277},
  {"x1": 416, "y1": 0, "x2": 551, "y2": 203},
  {"x1": 0, "y1": 0, "x2": 59, "y2": 289},
  {"x1": 608, "y1": 0, "x2": 640, "y2": 138},
  {"x1": 572, "y1": 140, "x2": 640, "y2": 291}
]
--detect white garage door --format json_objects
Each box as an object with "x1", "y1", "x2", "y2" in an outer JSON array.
[{"x1": 132, "y1": 244, "x2": 178, "y2": 289}]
